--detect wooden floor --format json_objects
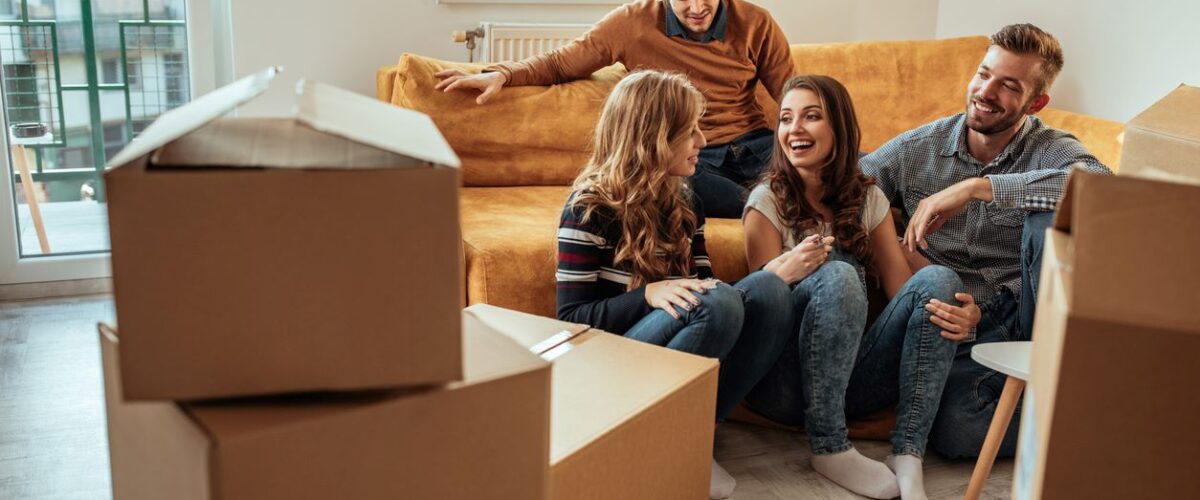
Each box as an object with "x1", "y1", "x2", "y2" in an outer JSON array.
[{"x1": 0, "y1": 295, "x2": 1011, "y2": 500}]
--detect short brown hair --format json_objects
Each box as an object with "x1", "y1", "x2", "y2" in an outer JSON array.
[{"x1": 990, "y1": 23, "x2": 1063, "y2": 95}]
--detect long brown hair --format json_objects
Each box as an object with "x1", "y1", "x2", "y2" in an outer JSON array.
[
  {"x1": 765, "y1": 75, "x2": 875, "y2": 270},
  {"x1": 571, "y1": 70, "x2": 705, "y2": 289}
]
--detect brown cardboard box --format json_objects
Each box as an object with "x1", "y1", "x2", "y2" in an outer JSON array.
[
  {"x1": 468, "y1": 304, "x2": 719, "y2": 500},
  {"x1": 105, "y1": 67, "x2": 464, "y2": 400},
  {"x1": 1119, "y1": 84, "x2": 1200, "y2": 185},
  {"x1": 1013, "y1": 171, "x2": 1200, "y2": 500},
  {"x1": 466, "y1": 303, "x2": 589, "y2": 354},
  {"x1": 101, "y1": 312, "x2": 550, "y2": 500}
]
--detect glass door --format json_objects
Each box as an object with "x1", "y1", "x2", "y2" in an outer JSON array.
[{"x1": 0, "y1": 0, "x2": 190, "y2": 283}]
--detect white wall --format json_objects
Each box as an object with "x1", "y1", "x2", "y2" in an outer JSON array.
[
  {"x1": 221, "y1": 0, "x2": 938, "y2": 116},
  {"x1": 936, "y1": 0, "x2": 1200, "y2": 122}
]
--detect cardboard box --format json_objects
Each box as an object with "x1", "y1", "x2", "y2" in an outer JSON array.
[
  {"x1": 465, "y1": 303, "x2": 589, "y2": 354},
  {"x1": 105, "y1": 67, "x2": 465, "y2": 400},
  {"x1": 1013, "y1": 171, "x2": 1200, "y2": 500},
  {"x1": 1119, "y1": 84, "x2": 1200, "y2": 185},
  {"x1": 467, "y1": 305, "x2": 719, "y2": 500},
  {"x1": 101, "y1": 312, "x2": 551, "y2": 500}
]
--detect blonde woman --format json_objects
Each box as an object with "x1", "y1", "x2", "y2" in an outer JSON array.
[{"x1": 555, "y1": 70, "x2": 799, "y2": 499}]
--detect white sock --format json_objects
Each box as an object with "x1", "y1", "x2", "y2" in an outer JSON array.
[
  {"x1": 885, "y1": 454, "x2": 928, "y2": 500},
  {"x1": 710, "y1": 459, "x2": 737, "y2": 499},
  {"x1": 811, "y1": 447, "x2": 899, "y2": 499}
]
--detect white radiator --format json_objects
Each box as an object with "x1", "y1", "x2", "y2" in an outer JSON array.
[{"x1": 476, "y1": 22, "x2": 591, "y2": 63}]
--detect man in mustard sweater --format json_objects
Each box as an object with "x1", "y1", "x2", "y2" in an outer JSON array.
[{"x1": 436, "y1": 0, "x2": 795, "y2": 220}]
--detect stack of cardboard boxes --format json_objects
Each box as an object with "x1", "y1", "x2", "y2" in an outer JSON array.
[
  {"x1": 1014, "y1": 84, "x2": 1200, "y2": 499},
  {"x1": 100, "y1": 68, "x2": 719, "y2": 499}
]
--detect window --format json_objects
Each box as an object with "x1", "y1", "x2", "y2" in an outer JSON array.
[{"x1": 101, "y1": 56, "x2": 118, "y2": 83}]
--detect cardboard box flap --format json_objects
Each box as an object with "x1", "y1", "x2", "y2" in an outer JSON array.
[
  {"x1": 296, "y1": 79, "x2": 460, "y2": 169},
  {"x1": 1125, "y1": 85, "x2": 1200, "y2": 143},
  {"x1": 186, "y1": 314, "x2": 546, "y2": 440},
  {"x1": 548, "y1": 331, "x2": 718, "y2": 463},
  {"x1": 107, "y1": 66, "x2": 278, "y2": 169},
  {"x1": 459, "y1": 311, "x2": 550, "y2": 383},
  {"x1": 465, "y1": 304, "x2": 589, "y2": 354},
  {"x1": 1055, "y1": 170, "x2": 1200, "y2": 334},
  {"x1": 149, "y1": 118, "x2": 427, "y2": 169}
]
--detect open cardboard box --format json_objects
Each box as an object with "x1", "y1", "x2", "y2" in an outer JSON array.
[
  {"x1": 466, "y1": 304, "x2": 719, "y2": 500},
  {"x1": 105, "y1": 67, "x2": 465, "y2": 400},
  {"x1": 1013, "y1": 170, "x2": 1200, "y2": 499},
  {"x1": 1118, "y1": 84, "x2": 1200, "y2": 185},
  {"x1": 101, "y1": 312, "x2": 550, "y2": 500}
]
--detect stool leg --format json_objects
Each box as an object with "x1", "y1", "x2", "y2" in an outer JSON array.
[
  {"x1": 12, "y1": 144, "x2": 51, "y2": 254},
  {"x1": 964, "y1": 376, "x2": 1025, "y2": 500}
]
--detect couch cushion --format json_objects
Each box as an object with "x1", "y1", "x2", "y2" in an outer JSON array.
[
  {"x1": 1037, "y1": 107, "x2": 1124, "y2": 171},
  {"x1": 462, "y1": 186, "x2": 750, "y2": 318},
  {"x1": 383, "y1": 54, "x2": 625, "y2": 188}
]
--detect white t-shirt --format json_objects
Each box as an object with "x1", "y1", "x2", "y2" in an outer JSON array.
[{"x1": 743, "y1": 182, "x2": 891, "y2": 251}]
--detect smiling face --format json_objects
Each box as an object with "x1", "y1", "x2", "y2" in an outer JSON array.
[
  {"x1": 777, "y1": 88, "x2": 835, "y2": 173},
  {"x1": 669, "y1": 0, "x2": 721, "y2": 38},
  {"x1": 965, "y1": 45, "x2": 1049, "y2": 135},
  {"x1": 667, "y1": 121, "x2": 707, "y2": 176}
]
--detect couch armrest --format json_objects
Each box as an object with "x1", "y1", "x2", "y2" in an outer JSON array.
[{"x1": 376, "y1": 64, "x2": 401, "y2": 103}]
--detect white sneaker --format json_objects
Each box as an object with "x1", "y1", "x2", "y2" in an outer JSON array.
[{"x1": 710, "y1": 459, "x2": 737, "y2": 499}]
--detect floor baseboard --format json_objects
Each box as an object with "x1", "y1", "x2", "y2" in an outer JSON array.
[{"x1": 0, "y1": 278, "x2": 113, "y2": 302}]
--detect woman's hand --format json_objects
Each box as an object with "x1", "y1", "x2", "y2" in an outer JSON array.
[
  {"x1": 765, "y1": 234, "x2": 834, "y2": 285},
  {"x1": 645, "y1": 278, "x2": 720, "y2": 319},
  {"x1": 925, "y1": 292, "x2": 981, "y2": 341}
]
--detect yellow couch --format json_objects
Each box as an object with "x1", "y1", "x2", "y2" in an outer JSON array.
[{"x1": 377, "y1": 36, "x2": 1124, "y2": 319}]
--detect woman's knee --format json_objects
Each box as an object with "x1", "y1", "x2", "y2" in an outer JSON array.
[
  {"x1": 737, "y1": 270, "x2": 791, "y2": 313},
  {"x1": 695, "y1": 283, "x2": 744, "y2": 322},
  {"x1": 795, "y1": 260, "x2": 867, "y2": 312},
  {"x1": 911, "y1": 264, "x2": 964, "y2": 302}
]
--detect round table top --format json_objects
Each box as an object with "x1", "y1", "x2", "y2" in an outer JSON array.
[{"x1": 970, "y1": 341, "x2": 1032, "y2": 380}]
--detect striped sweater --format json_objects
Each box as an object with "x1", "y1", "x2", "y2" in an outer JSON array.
[{"x1": 556, "y1": 191, "x2": 713, "y2": 333}]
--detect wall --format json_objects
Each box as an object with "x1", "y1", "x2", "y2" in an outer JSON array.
[
  {"x1": 936, "y1": 0, "x2": 1200, "y2": 122},
  {"x1": 220, "y1": 0, "x2": 938, "y2": 116}
]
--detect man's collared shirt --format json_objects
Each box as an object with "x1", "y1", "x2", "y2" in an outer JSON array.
[
  {"x1": 860, "y1": 113, "x2": 1111, "y2": 302},
  {"x1": 664, "y1": 0, "x2": 728, "y2": 42}
]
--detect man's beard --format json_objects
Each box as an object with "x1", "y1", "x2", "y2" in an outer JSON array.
[{"x1": 965, "y1": 95, "x2": 1027, "y2": 135}]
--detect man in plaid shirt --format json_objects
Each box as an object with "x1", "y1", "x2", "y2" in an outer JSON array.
[{"x1": 859, "y1": 24, "x2": 1112, "y2": 460}]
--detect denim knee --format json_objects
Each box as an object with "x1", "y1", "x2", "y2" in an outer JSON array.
[
  {"x1": 910, "y1": 265, "x2": 963, "y2": 299},
  {"x1": 693, "y1": 283, "x2": 745, "y2": 330},
  {"x1": 736, "y1": 270, "x2": 791, "y2": 316},
  {"x1": 794, "y1": 260, "x2": 867, "y2": 311}
]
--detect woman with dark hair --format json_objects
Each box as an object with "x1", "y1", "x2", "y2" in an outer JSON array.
[{"x1": 741, "y1": 75, "x2": 981, "y2": 500}]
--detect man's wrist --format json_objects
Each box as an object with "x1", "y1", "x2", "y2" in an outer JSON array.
[{"x1": 969, "y1": 177, "x2": 994, "y2": 202}]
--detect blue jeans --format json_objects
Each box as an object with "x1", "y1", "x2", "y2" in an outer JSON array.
[
  {"x1": 624, "y1": 271, "x2": 792, "y2": 421},
  {"x1": 927, "y1": 211, "x2": 1052, "y2": 459},
  {"x1": 689, "y1": 128, "x2": 774, "y2": 218},
  {"x1": 746, "y1": 260, "x2": 962, "y2": 457}
]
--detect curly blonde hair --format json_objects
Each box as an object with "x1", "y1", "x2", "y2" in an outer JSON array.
[{"x1": 571, "y1": 70, "x2": 705, "y2": 289}]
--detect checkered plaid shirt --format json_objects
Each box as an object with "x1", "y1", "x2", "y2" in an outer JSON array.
[{"x1": 860, "y1": 113, "x2": 1112, "y2": 301}]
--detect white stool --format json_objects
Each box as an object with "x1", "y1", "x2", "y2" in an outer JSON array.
[{"x1": 964, "y1": 341, "x2": 1031, "y2": 500}]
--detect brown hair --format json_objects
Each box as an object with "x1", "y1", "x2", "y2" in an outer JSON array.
[
  {"x1": 990, "y1": 23, "x2": 1064, "y2": 95},
  {"x1": 571, "y1": 70, "x2": 705, "y2": 289},
  {"x1": 764, "y1": 75, "x2": 875, "y2": 271}
]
